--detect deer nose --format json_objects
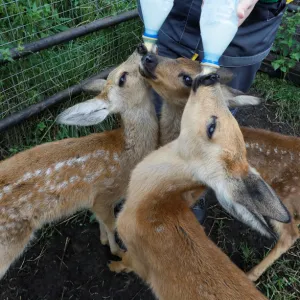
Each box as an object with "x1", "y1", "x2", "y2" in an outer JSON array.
[{"x1": 142, "y1": 54, "x2": 158, "y2": 71}]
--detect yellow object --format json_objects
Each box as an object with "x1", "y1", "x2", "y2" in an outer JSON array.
[
  {"x1": 191, "y1": 53, "x2": 199, "y2": 61},
  {"x1": 287, "y1": 0, "x2": 293, "y2": 3}
]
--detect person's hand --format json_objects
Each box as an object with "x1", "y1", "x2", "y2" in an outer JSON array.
[
  {"x1": 201, "y1": 0, "x2": 259, "y2": 27},
  {"x1": 237, "y1": 0, "x2": 259, "y2": 26}
]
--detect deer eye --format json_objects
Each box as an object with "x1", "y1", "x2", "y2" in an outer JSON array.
[
  {"x1": 118, "y1": 72, "x2": 128, "y2": 87},
  {"x1": 207, "y1": 116, "x2": 217, "y2": 139},
  {"x1": 179, "y1": 73, "x2": 193, "y2": 87}
]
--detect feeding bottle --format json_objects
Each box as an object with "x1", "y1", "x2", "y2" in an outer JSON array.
[
  {"x1": 140, "y1": 0, "x2": 174, "y2": 52},
  {"x1": 200, "y1": 0, "x2": 239, "y2": 73}
]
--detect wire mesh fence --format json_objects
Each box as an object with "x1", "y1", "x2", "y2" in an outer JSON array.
[
  {"x1": 1, "y1": 1, "x2": 299, "y2": 158},
  {"x1": 0, "y1": 0, "x2": 142, "y2": 158}
]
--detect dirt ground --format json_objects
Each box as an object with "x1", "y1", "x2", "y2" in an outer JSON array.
[{"x1": 0, "y1": 103, "x2": 299, "y2": 300}]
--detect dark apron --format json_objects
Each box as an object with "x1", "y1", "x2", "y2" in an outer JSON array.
[{"x1": 137, "y1": 0, "x2": 286, "y2": 92}]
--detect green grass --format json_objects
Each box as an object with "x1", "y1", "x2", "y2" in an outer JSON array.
[
  {"x1": 206, "y1": 205, "x2": 300, "y2": 300},
  {"x1": 0, "y1": 0, "x2": 142, "y2": 157},
  {"x1": 251, "y1": 72, "x2": 300, "y2": 130}
]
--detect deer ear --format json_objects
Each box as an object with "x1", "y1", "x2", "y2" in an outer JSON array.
[
  {"x1": 82, "y1": 79, "x2": 107, "y2": 95},
  {"x1": 56, "y1": 98, "x2": 109, "y2": 126},
  {"x1": 216, "y1": 68, "x2": 234, "y2": 84},
  {"x1": 214, "y1": 167, "x2": 290, "y2": 239},
  {"x1": 221, "y1": 86, "x2": 261, "y2": 107}
]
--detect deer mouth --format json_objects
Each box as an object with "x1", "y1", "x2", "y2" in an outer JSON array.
[
  {"x1": 139, "y1": 53, "x2": 158, "y2": 80},
  {"x1": 139, "y1": 62, "x2": 157, "y2": 80}
]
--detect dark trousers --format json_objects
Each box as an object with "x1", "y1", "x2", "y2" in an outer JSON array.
[{"x1": 138, "y1": 0, "x2": 286, "y2": 93}]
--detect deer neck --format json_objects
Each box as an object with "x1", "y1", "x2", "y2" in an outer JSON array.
[
  {"x1": 160, "y1": 101, "x2": 184, "y2": 146},
  {"x1": 126, "y1": 142, "x2": 204, "y2": 211},
  {"x1": 120, "y1": 99, "x2": 158, "y2": 166}
]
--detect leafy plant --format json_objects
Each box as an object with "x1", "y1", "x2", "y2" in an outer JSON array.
[
  {"x1": 272, "y1": 12, "x2": 300, "y2": 74},
  {"x1": 0, "y1": 47, "x2": 13, "y2": 62},
  {"x1": 0, "y1": 0, "x2": 71, "y2": 45}
]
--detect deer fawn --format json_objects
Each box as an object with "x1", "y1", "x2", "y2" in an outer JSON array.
[
  {"x1": 139, "y1": 52, "x2": 299, "y2": 281},
  {"x1": 139, "y1": 51, "x2": 262, "y2": 218},
  {"x1": 0, "y1": 46, "x2": 158, "y2": 280},
  {"x1": 109, "y1": 73, "x2": 290, "y2": 300}
]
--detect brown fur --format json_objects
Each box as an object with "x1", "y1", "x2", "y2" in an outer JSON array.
[
  {"x1": 139, "y1": 54, "x2": 299, "y2": 281},
  {"x1": 0, "y1": 50, "x2": 158, "y2": 280},
  {"x1": 109, "y1": 78, "x2": 268, "y2": 299},
  {"x1": 242, "y1": 127, "x2": 300, "y2": 281}
]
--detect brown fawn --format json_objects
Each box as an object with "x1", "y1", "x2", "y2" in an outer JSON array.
[
  {"x1": 109, "y1": 73, "x2": 290, "y2": 300},
  {"x1": 139, "y1": 52, "x2": 300, "y2": 281},
  {"x1": 0, "y1": 46, "x2": 158, "y2": 280}
]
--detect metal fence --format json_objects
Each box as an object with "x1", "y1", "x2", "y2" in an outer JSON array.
[
  {"x1": 0, "y1": 1, "x2": 299, "y2": 158},
  {"x1": 0, "y1": 0, "x2": 142, "y2": 157}
]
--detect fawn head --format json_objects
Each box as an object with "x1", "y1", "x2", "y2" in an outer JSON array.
[
  {"x1": 57, "y1": 44, "x2": 151, "y2": 126},
  {"x1": 177, "y1": 73, "x2": 290, "y2": 238},
  {"x1": 139, "y1": 51, "x2": 260, "y2": 108}
]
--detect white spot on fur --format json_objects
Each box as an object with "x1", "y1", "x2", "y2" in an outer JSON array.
[
  {"x1": 274, "y1": 148, "x2": 278, "y2": 154},
  {"x1": 69, "y1": 176, "x2": 80, "y2": 183},
  {"x1": 113, "y1": 153, "x2": 119, "y2": 161},
  {"x1": 77, "y1": 155, "x2": 90, "y2": 163},
  {"x1": 0, "y1": 193, "x2": 2, "y2": 200},
  {"x1": 46, "y1": 168, "x2": 52, "y2": 175},
  {"x1": 245, "y1": 143, "x2": 249, "y2": 149},
  {"x1": 156, "y1": 225, "x2": 164, "y2": 233},
  {"x1": 49, "y1": 185, "x2": 56, "y2": 191},
  {"x1": 23, "y1": 172, "x2": 32, "y2": 181},
  {"x1": 3, "y1": 186, "x2": 12, "y2": 193},
  {"x1": 55, "y1": 162, "x2": 65, "y2": 171},
  {"x1": 34, "y1": 169, "x2": 42, "y2": 176},
  {"x1": 291, "y1": 187, "x2": 296, "y2": 193},
  {"x1": 57, "y1": 181, "x2": 68, "y2": 190},
  {"x1": 266, "y1": 149, "x2": 270, "y2": 156}
]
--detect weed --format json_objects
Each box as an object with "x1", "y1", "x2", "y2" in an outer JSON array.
[
  {"x1": 239, "y1": 242, "x2": 255, "y2": 264},
  {"x1": 251, "y1": 72, "x2": 300, "y2": 130},
  {"x1": 0, "y1": 0, "x2": 142, "y2": 155},
  {"x1": 272, "y1": 11, "x2": 300, "y2": 75}
]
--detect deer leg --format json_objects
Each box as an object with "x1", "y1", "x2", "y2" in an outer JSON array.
[
  {"x1": 91, "y1": 201, "x2": 122, "y2": 257},
  {"x1": 247, "y1": 221, "x2": 299, "y2": 282},
  {"x1": 99, "y1": 221, "x2": 108, "y2": 246},
  {"x1": 0, "y1": 231, "x2": 32, "y2": 281},
  {"x1": 109, "y1": 251, "x2": 133, "y2": 274}
]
